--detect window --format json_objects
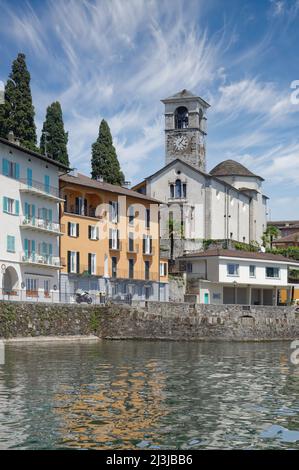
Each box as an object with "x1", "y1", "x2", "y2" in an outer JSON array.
[
  {"x1": 75, "y1": 197, "x2": 87, "y2": 216},
  {"x1": 112, "y1": 257, "x2": 117, "y2": 278},
  {"x1": 7, "y1": 235, "x2": 15, "y2": 253},
  {"x1": 26, "y1": 278, "x2": 38, "y2": 293},
  {"x1": 129, "y1": 259, "x2": 134, "y2": 279},
  {"x1": 39, "y1": 242, "x2": 53, "y2": 261},
  {"x1": 227, "y1": 263, "x2": 239, "y2": 276},
  {"x1": 68, "y1": 251, "x2": 79, "y2": 274},
  {"x1": 109, "y1": 228, "x2": 119, "y2": 250},
  {"x1": 266, "y1": 267, "x2": 280, "y2": 278},
  {"x1": 24, "y1": 203, "x2": 36, "y2": 222},
  {"x1": 39, "y1": 208, "x2": 52, "y2": 222},
  {"x1": 249, "y1": 265, "x2": 256, "y2": 278},
  {"x1": 24, "y1": 239, "x2": 36, "y2": 258},
  {"x1": 175, "y1": 106, "x2": 188, "y2": 129},
  {"x1": 160, "y1": 262, "x2": 167, "y2": 277},
  {"x1": 128, "y1": 205, "x2": 135, "y2": 225},
  {"x1": 88, "y1": 225, "x2": 99, "y2": 240},
  {"x1": 44, "y1": 280, "x2": 50, "y2": 295},
  {"x1": 145, "y1": 208, "x2": 150, "y2": 229},
  {"x1": 109, "y1": 201, "x2": 119, "y2": 223},
  {"x1": 170, "y1": 184, "x2": 174, "y2": 198},
  {"x1": 2, "y1": 158, "x2": 20, "y2": 179},
  {"x1": 182, "y1": 183, "x2": 187, "y2": 198},
  {"x1": 44, "y1": 175, "x2": 50, "y2": 193},
  {"x1": 27, "y1": 168, "x2": 32, "y2": 187},
  {"x1": 143, "y1": 235, "x2": 152, "y2": 254},
  {"x1": 145, "y1": 260, "x2": 150, "y2": 280},
  {"x1": 3, "y1": 197, "x2": 19, "y2": 215},
  {"x1": 187, "y1": 262, "x2": 193, "y2": 273},
  {"x1": 88, "y1": 253, "x2": 96, "y2": 275},
  {"x1": 175, "y1": 179, "x2": 182, "y2": 198},
  {"x1": 68, "y1": 222, "x2": 79, "y2": 237},
  {"x1": 128, "y1": 232, "x2": 134, "y2": 252}
]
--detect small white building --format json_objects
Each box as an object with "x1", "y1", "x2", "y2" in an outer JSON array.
[
  {"x1": 178, "y1": 249, "x2": 299, "y2": 306},
  {"x1": 0, "y1": 136, "x2": 69, "y2": 302}
]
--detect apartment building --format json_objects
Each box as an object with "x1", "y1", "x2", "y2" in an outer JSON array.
[
  {"x1": 0, "y1": 136, "x2": 69, "y2": 301},
  {"x1": 59, "y1": 172, "x2": 168, "y2": 302}
]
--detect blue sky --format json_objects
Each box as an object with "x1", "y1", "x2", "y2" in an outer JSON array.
[{"x1": 0, "y1": 0, "x2": 299, "y2": 220}]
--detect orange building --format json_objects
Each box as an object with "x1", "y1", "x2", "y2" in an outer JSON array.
[{"x1": 59, "y1": 172, "x2": 168, "y2": 302}]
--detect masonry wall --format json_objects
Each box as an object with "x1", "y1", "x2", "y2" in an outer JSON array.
[{"x1": 0, "y1": 300, "x2": 298, "y2": 341}]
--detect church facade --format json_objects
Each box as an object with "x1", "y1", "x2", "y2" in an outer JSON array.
[{"x1": 133, "y1": 90, "x2": 268, "y2": 257}]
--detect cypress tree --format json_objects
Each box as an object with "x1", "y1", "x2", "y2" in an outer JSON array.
[
  {"x1": 1, "y1": 53, "x2": 37, "y2": 150},
  {"x1": 40, "y1": 101, "x2": 69, "y2": 166},
  {"x1": 91, "y1": 119, "x2": 125, "y2": 186}
]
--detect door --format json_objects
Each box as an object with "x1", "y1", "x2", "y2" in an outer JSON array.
[{"x1": 204, "y1": 293, "x2": 209, "y2": 304}]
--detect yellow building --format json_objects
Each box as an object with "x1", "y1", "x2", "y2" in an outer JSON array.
[{"x1": 59, "y1": 172, "x2": 168, "y2": 302}]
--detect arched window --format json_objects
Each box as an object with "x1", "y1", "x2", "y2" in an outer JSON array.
[
  {"x1": 170, "y1": 184, "x2": 174, "y2": 198},
  {"x1": 175, "y1": 179, "x2": 182, "y2": 198},
  {"x1": 175, "y1": 106, "x2": 188, "y2": 129}
]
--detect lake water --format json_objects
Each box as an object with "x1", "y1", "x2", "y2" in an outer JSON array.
[{"x1": 0, "y1": 339, "x2": 299, "y2": 450}]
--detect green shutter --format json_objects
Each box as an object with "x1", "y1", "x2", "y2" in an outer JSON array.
[
  {"x1": 3, "y1": 196, "x2": 8, "y2": 213},
  {"x1": 2, "y1": 159, "x2": 9, "y2": 176},
  {"x1": 15, "y1": 200, "x2": 19, "y2": 215},
  {"x1": 15, "y1": 163, "x2": 20, "y2": 180}
]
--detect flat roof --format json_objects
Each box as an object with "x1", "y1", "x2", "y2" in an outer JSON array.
[
  {"x1": 60, "y1": 172, "x2": 161, "y2": 204},
  {"x1": 0, "y1": 137, "x2": 70, "y2": 171},
  {"x1": 178, "y1": 248, "x2": 299, "y2": 265}
]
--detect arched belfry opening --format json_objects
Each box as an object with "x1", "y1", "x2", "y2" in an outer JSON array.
[{"x1": 175, "y1": 106, "x2": 188, "y2": 129}]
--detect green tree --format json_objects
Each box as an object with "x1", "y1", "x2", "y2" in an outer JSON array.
[
  {"x1": 40, "y1": 101, "x2": 69, "y2": 166},
  {"x1": 262, "y1": 225, "x2": 280, "y2": 249},
  {"x1": 0, "y1": 53, "x2": 37, "y2": 150},
  {"x1": 91, "y1": 119, "x2": 124, "y2": 185}
]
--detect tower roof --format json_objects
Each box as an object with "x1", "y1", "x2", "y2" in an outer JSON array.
[
  {"x1": 161, "y1": 89, "x2": 210, "y2": 107},
  {"x1": 210, "y1": 159, "x2": 264, "y2": 181}
]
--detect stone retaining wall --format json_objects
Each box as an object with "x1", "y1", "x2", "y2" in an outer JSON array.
[{"x1": 0, "y1": 300, "x2": 298, "y2": 341}]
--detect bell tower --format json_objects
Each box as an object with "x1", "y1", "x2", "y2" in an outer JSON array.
[{"x1": 161, "y1": 89, "x2": 210, "y2": 172}]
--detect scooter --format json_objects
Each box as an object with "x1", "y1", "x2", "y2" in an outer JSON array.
[{"x1": 75, "y1": 290, "x2": 93, "y2": 304}]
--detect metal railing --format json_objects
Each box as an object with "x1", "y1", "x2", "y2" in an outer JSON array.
[
  {"x1": 20, "y1": 216, "x2": 64, "y2": 234},
  {"x1": 20, "y1": 252, "x2": 62, "y2": 267},
  {"x1": 19, "y1": 178, "x2": 60, "y2": 199},
  {"x1": 64, "y1": 205, "x2": 99, "y2": 218}
]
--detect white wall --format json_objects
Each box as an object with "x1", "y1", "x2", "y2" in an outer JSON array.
[{"x1": 218, "y1": 258, "x2": 289, "y2": 286}]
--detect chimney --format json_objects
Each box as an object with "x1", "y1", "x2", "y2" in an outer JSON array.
[
  {"x1": 122, "y1": 181, "x2": 131, "y2": 189},
  {"x1": 70, "y1": 168, "x2": 78, "y2": 177},
  {"x1": 97, "y1": 175, "x2": 104, "y2": 183},
  {"x1": 7, "y1": 131, "x2": 20, "y2": 146}
]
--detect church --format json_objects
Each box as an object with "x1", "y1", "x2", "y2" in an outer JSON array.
[{"x1": 133, "y1": 89, "x2": 268, "y2": 257}]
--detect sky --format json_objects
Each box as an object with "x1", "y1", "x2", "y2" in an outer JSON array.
[{"x1": 0, "y1": 0, "x2": 299, "y2": 220}]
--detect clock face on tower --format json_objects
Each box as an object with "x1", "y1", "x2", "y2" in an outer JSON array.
[{"x1": 173, "y1": 135, "x2": 188, "y2": 151}]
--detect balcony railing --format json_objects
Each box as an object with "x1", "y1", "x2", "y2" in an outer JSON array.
[
  {"x1": 111, "y1": 269, "x2": 159, "y2": 282},
  {"x1": 19, "y1": 178, "x2": 62, "y2": 200},
  {"x1": 20, "y1": 216, "x2": 64, "y2": 235},
  {"x1": 64, "y1": 205, "x2": 99, "y2": 218},
  {"x1": 20, "y1": 252, "x2": 62, "y2": 268}
]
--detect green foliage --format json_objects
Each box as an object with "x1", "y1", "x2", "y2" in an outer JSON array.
[
  {"x1": 234, "y1": 241, "x2": 259, "y2": 252},
  {"x1": 91, "y1": 119, "x2": 124, "y2": 185},
  {"x1": 202, "y1": 239, "x2": 213, "y2": 250},
  {"x1": 40, "y1": 101, "x2": 69, "y2": 166},
  {"x1": 167, "y1": 217, "x2": 184, "y2": 239},
  {"x1": 267, "y1": 246, "x2": 299, "y2": 260},
  {"x1": 89, "y1": 310, "x2": 100, "y2": 332},
  {"x1": 262, "y1": 225, "x2": 280, "y2": 249},
  {"x1": 0, "y1": 53, "x2": 37, "y2": 151}
]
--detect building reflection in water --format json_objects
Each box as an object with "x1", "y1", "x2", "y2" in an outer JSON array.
[{"x1": 53, "y1": 360, "x2": 167, "y2": 449}]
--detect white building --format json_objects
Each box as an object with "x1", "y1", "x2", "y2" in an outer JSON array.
[
  {"x1": 133, "y1": 90, "x2": 268, "y2": 256},
  {"x1": 179, "y1": 249, "x2": 299, "y2": 306},
  {"x1": 0, "y1": 136, "x2": 69, "y2": 301}
]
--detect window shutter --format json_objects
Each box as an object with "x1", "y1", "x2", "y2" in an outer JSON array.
[
  {"x1": 76, "y1": 223, "x2": 79, "y2": 237},
  {"x1": 150, "y1": 237, "x2": 152, "y2": 254},
  {"x1": 88, "y1": 225, "x2": 91, "y2": 239},
  {"x1": 48, "y1": 209, "x2": 52, "y2": 222},
  {"x1": 49, "y1": 244, "x2": 52, "y2": 256},
  {"x1": 15, "y1": 200, "x2": 19, "y2": 215},
  {"x1": 2, "y1": 159, "x2": 9, "y2": 176},
  {"x1": 32, "y1": 205, "x2": 35, "y2": 222},
  {"x1": 88, "y1": 253, "x2": 91, "y2": 274},
  {"x1": 15, "y1": 163, "x2": 20, "y2": 180},
  {"x1": 109, "y1": 228, "x2": 112, "y2": 249},
  {"x1": 117, "y1": 229, "x2": 120, "y2": 250},
  {"x1": 96, "y1": 226, "x2": 99, "y2": 240},
  {"x1": 12, "y1": 236, "x2": 15, "y2": 253},
  {"x1": 116, "y1": 202, "x2": 119, "y2": 222},
  {"x1": 3, "y1": 197, "x2": 8, "y2": 213},
  {"x1": 68, "y1": 222, "x2": 71, "y2": 236},
  {"x1": 32, "y1": 240, "x2": 36, "y2": 255},
  {"x1": 67, "y1": 251, "x2": 71, "y2": 273},
  {"x1": 143, "y1": 235, "x2": 146, "y2": 254},
  {"x1": 109, "y1": 201, "x2": 112, "y2": 222},
  {"x1": 27, "y1": 168, "x2": 32, "y2": 186},
  {"x1": 76, "y1": 252, "x2": 80, "y2": 274}
]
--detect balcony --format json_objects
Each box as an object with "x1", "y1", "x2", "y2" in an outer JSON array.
[
  {"x1": 143, "y1": 246, "x2": 155, "y2": 256},
  {"x1": 19, "y1": 178, "x2": 64, "y2": 202},
  {"x1": 109, "y1": 241, "x2": 123, "y2": 252},
  {"x1": 111, "y1": 269, "x2": 159, "y2": 282},
  {"x1": 20, "y1": 216, "x2": 64, "y2": 236},
  {"x1": 64, "y1": 205, "x2": 100, "y2": 219},
  {"x1": 20, "y1": 253, "x2": 62, "y2": 268}
]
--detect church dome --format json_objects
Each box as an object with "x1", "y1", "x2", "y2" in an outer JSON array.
[{"x1": 210, "y1": 159, "x2": 263, "y2": 180}]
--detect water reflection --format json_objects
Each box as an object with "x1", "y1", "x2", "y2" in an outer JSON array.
[{"x1": 0, "y1": 340, "x2": 298, "y2": 449}]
